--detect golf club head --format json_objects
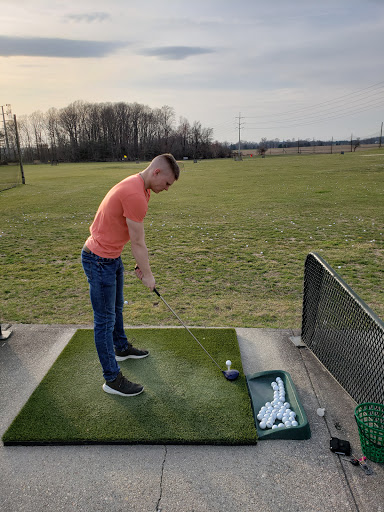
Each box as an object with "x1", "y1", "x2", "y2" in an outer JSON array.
[{"x1": 222, "y1": 369, "x2": 240, "y2": 381}]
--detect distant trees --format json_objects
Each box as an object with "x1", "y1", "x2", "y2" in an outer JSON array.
[
  {"x1": 2, "y1": 106, "x2": 382, "y2": 164},
  {"x1": 231, "y1": 135, "x2": 381, "y2": 153},
  {"x1": 257, "y1": 137, "x2": 267, "y2": 156},
  {"x1": 10, "y1": 100, "x2": 232, "y2": 163}
]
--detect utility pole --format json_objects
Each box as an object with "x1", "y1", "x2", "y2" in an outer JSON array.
[
  {"x1": 14, "y1": 115, "x2": 25, "y2": 184},
  {"x1": 379, "y1": 122, "x2": 383, "y2": 148},
  {"x1": 1, "y1": 104, "x2": 11, "y2": 159},
  {"x1": 331, "y1": 136, "x2": 333, "y2": 154},
  {"x1": 235, "y1": 112, "x2": 244, "y2": 160},
  {"x1": 351, "y1": 134, "x2": 353, "y2": 152}
]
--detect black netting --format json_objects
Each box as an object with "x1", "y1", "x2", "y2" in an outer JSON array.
[
  {"x1": 302, "y1": 253, "x2": 384, "y2": 405},
  {"x1": 0, "y1": 164, "x2": 21, "y2": 192}
]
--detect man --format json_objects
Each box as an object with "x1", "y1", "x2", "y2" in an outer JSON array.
[{"x1": 82, "y1": 154, "x2": 180, "y2": 397}]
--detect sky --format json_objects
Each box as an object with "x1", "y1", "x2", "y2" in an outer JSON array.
[{"x1": 1, "y1": 0, "x2": 384, "y2": 144}]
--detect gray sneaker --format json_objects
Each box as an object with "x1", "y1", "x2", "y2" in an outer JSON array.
[
  {"x1": 115, "y1": 344, "x2": 149, "y2": 361},
  {"x1": 103, "y1": 372, "x2": 144, "y2": 397}
]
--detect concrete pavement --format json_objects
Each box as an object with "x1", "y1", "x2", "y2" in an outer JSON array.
[{"x1": 1, "y1": 324, "x2": 383, "y2": 512}]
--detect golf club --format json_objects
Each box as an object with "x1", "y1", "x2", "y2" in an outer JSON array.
[{"x1": 153, "y1": 287, "x2": 240, "y2": 381}]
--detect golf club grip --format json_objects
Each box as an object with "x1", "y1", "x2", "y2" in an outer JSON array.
[{"x1": 153, "y1": 288, "x2": 160, "y2": 297}]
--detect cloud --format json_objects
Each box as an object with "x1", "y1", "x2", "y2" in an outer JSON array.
[
  {"x1": 64, "y1": 12, "x2": 111, "y2": 23},
  {"x1": 0, "y1": 36, "x2": 128, "y2": 58},
  {"x1": 140, "y1": 46, "x2": 215, "y2": 60}
]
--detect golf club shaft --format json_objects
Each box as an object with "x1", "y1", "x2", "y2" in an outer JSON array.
[{"x1": 153, "y1": 288, "x2": 223, "y2": 371}]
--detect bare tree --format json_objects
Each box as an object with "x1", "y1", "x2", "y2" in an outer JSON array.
[
  {"x1": 30, "y1": 111, "x2": 47, "y2": 161},
  {"x1": 156, "y1": 105, "x2": 175, "y2": 153},
  {"x1": 58, "y1": 101, "x2": 85, "y2": 161},
  {"x1": 200, "y1": 127, "x2": 213, "y2": 158},
  {"x1": 46, "y1": 108, "x2": 62, "y2": 161},
  {"x1": 258, "y1": 137, "x2": 267, "y2": 156},
  {"x1": 176, "y1": 117, "x2": 191, "y2": 157},
  {"x1": 191, "y1": 121, "x2": 202, "y2": 161},
  {"x1": 138, "y1": 105, "x2": 156, "y2": 160}
]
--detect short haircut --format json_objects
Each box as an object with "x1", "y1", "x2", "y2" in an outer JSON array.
[{"x1": 160, "y1": 153, "x2": 180, "y2": 180}]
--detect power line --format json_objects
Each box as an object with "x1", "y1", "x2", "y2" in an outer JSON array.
[
  {"x1": 246, "y1": 93, "x2": 384, "y2": 126},
  {"x1": 238, "y1": 80, "x2": 384, "y2": 137},
  {"x1": 244, "y1": 98, "x2": 384, "y2": 130},
  {"x1": 211, "y1": 80, "x2": 384, "y2": 142},
  {"x1": 245, "y1": 80, "x2": 384, "y2": 120}
]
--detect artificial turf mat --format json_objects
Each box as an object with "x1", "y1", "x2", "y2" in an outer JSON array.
[{"x1": 3, "y1": 328, "x2": 258, "y2": 445}]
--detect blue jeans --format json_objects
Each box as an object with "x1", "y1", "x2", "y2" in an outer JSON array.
[{"x1": 81, "y1": 248, "x2": 130, "y2": 382}]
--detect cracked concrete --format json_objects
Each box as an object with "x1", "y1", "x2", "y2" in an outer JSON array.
[
  {"x1": 156, "y1": 446, "x2": 167, "y2": 512},
  {"x1": 1, "y1": 324, "x2": 383, "y2": 512}
]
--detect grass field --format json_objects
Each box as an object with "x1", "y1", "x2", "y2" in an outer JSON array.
[{"x1": 1, "y1": 151, "x2": 383, "y2": 328}]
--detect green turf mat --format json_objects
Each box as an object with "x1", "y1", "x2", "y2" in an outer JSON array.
[{"x1": 2, "y1": 328, "x2": 257, "y2": 445}]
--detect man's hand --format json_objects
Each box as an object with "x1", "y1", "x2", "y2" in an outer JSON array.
[
  {"x1": 142, "y1": 274, "x2": 156, "y2": 291},
  {"x1": 134, "y1": 264, "x2": 143, "y2": 280},
  {"x1": 135, "y1": 264, "x2": 156, "y2": 291}
]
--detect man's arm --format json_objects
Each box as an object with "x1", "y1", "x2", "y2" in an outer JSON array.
[{"x1": 126, "y1": 217, "x2": 155, "y2": 290}]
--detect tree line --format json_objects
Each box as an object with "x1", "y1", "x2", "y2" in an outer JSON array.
[
  {"x1": 0, "y1": 100, "x2": 232, "y2": 163},
  {"x1": 236, "y1": 135, "x2": 381, "y2": 151}
]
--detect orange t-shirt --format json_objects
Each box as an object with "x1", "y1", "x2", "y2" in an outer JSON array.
[{"x1": 85, "y1": 174, "x2": 150, "y2": 258}]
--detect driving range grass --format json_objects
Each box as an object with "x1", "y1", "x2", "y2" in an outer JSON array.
[{"x1": 1, "y1": 151, "x2": 383, "y2": 327}]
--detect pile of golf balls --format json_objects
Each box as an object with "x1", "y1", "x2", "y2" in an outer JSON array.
[{"x1": 256, "y1": 377, "x2": 299, "y2": 430}]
